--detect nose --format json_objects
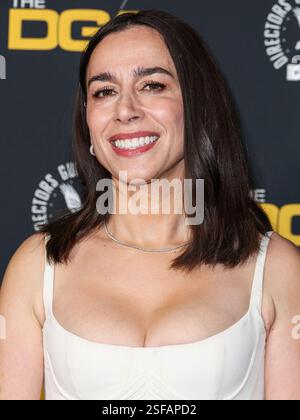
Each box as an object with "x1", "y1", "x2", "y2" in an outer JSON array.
[{"x1": 114, "y1": 91, "x2": 144, "y2": 123}]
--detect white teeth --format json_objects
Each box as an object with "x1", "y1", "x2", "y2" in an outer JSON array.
[{"x1": 113, "y1": 136, "x2": 159, "y2": 150}]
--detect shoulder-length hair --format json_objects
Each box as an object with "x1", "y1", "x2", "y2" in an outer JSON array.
[{"x1": 39, "y1": 9, "x2": 272, "y2": 273}]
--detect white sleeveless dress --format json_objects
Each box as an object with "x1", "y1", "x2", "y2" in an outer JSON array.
[{"x1": 42, "y1": 231, "x2": 273, "y2": 400}]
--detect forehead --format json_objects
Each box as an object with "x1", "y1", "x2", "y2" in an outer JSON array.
[{"x1": 87, "y1": 26, "x2": 175, "y2": 78}]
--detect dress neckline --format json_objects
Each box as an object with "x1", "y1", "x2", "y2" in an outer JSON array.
[
  {"x1": 42, "y1": 231, "x2": 272, "y2": 351},
  {"x1": 43, "y1": 301, "x2": 266, "y2": 351}
]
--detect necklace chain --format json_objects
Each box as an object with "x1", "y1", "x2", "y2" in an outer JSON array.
[{"x1": 104, "y1": 220, "x2": 190, "y2": 253}]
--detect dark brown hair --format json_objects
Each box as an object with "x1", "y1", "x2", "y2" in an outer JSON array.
[{"x1": 39, "y1": 9, "x2": 272, "y2": 273}]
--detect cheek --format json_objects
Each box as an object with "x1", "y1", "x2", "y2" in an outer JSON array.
[
  {"x1": 149, "y1": 98, "x2": 184, "y2": 127},
  {"x1": 86, "y1": 107, "x2": 107, "y2": 131}
]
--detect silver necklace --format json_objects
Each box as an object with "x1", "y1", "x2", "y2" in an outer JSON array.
[{"x1": 104, "y1": 220, "x2": 191, "y2": 253}]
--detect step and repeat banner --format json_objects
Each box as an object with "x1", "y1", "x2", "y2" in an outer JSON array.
[{"x1": 0, "y1": 0, "x2": 299, "y2": 281}]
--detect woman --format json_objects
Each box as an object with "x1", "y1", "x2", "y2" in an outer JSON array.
[{"x1": 0, "y1": 10, "x2": 299, "y2": 400}]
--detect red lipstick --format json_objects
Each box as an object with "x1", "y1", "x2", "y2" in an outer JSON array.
[
  {"x1": 108, "y1": 131, "x2": 160, "y2": 143},
  {"x1": 110, "y1": 138, "x2": 159, "y2": 157}
]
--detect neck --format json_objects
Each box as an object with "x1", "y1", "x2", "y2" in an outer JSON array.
[{"x1": 106, "y1": 176, "x2": 191, "y2": 249}]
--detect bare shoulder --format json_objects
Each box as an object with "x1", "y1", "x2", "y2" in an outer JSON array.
[
  {"x1": 263, "y1": 232, "x2": 300, "y2": 399},
  {"x1": 264, "y1": 231, "x2": 300, "y2": 324},
  {"x1": 2, "y1": 232, "x2": 46, "y2": 280},
  {"x1": 0, "y1": 232, "x2": 46, "y2": 399},
  {"x1": 1, "y1": 232, "x2": 47, "y2": 326},
  {"x1": 265, "y1": 231, "x2": 300, "y2": 281}
]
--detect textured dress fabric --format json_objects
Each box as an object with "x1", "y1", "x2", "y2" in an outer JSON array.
[{"x1": 42, "y1": 231, "x2": 274, "y2": 400}]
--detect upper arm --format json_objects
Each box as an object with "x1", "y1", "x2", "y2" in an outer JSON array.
[
  {"x1": 0, "y1": 233, "x2": 46, "y2": 400},
  {"x1": 264, "y1": 233, "x2": 300, "y2": 400}
]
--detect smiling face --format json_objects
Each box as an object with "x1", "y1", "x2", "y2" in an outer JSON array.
[{"x1": 85, "y1": 25, "x2": 185, "y2": 185}]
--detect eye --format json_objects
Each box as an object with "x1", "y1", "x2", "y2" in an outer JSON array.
[
  {"x1": 142, "y1": 81, "x2": 166, "y2": 92},
  {"x1": 92, "y1": 87, "x2": 116, "y2": 98},
  {"x1": 92, "y1": 81, "x2": 166, "y2": 99}
]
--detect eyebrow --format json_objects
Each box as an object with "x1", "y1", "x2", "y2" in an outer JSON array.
[{"x1": 87, "y1": 66, "x2": 175, "y2": 89}]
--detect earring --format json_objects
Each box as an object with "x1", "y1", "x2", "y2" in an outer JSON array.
[{"x1": 90, "y1": 144, "x2": 96, "y2": 156}]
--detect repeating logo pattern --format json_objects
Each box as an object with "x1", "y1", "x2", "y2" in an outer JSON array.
[
  {"x1": 31, "y1": 162, "x2": 82, "y2": 231},
  {"x1": 264, "y1": 0, "x2": 300, "y2": 81}
]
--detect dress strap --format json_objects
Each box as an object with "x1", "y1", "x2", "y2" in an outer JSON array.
[
  {"x1": 249, "y1": 231, "x2": 274, "y2": 314},
  {"x1": 43, "y1": 234, "x2": 54, "y2": 319}
]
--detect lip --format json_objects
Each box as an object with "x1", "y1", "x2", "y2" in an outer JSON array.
[
  {"x1": 110, "y1": 137, "x2": 159, "y2": 157},
  {"x1": 108, "y1": 131, "x2": 160, "y2": 143}
]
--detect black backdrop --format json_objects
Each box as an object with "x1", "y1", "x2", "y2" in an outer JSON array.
[{"x1": 0, "y1": 0, "x2": 299, "y2": 282}]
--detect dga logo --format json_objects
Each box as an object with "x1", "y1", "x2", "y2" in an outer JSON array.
[
  {"x1": 252, "y1": 189, "x2": 300, "y2": 246},
  {"x1": 31, "y1": 162, "x2": 83, "y2": 231},
  {"x1": 0, "y1": 55, "x2": 6, "y2": 79},
  {"x1": 8, "y1": 8, "x2": 138, "y2": 52},
  {"x1": 264, "y1": 0, "x2": 300, "y2": 80}
]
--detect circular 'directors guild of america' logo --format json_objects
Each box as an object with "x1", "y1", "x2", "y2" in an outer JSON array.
[
  {"x1": 264, "y1": 0, "x2": 300, "y2": 81},
  {"x1": 31, "y1": 162, "x2": 83, "y2": 231}
]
